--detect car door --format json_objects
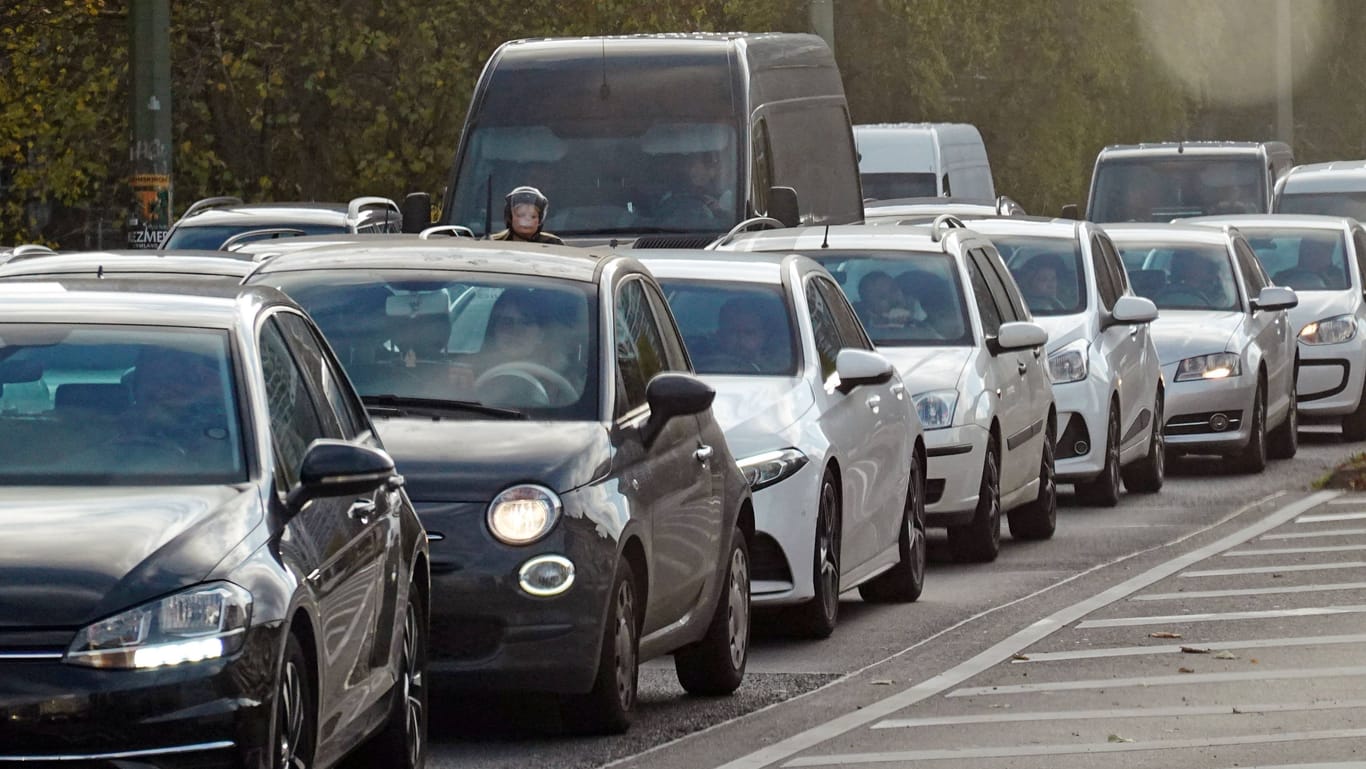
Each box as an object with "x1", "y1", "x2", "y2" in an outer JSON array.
[
  {"x1": 258, "y1": 315, "x2": 385, "y2": 760},
  {"x1": 610, "y1": 275, "x2": 714, "y2": 635},
  {"x1": 813, "y1": 273, "x2": 910, "y2": 567},
  {"x1": 1092, "y1": 234, "x2": 1153, "y2": 447},
  {"x1": 1235, "y1": 237, "x2": 1293, "y2": 413}
]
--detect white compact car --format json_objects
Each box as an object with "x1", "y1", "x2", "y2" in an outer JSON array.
[
  {"x1": 1184, "y1": 214, "x2": 1366, "y2": 439},
  {"x1": 641, "y1": 251, "x2": 926, "y2": 639},
  {"x1": 1110, "y1": 223, "x2": 1299, "y2": 471},
  {"x1": 715, "y1": 219, "x2": 1057, "y2": 563},
  {"x1": 968, "y1": 218, "x2": 1164, "y2": 505}
]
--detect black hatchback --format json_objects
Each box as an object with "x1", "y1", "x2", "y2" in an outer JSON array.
[
  {"x1": 0, "y1": 282, "x2": 429, "y2": 768},
  {"x1": 247, "y1": 239, "x2": 755, "y2": 734}
]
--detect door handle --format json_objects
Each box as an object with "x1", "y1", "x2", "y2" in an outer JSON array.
[
  {"x1": 348, "y1": 499, "x2": 377, "y2": 524},
  {"x1": 865, "y1": 394, "x2": 881, "y2": 412},
  {"x1": 694, "y1": 445, "x2": 713, "y2": 463}
]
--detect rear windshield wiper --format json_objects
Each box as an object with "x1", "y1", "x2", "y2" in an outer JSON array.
[{"x1": 361, "y1": 394, "x2": 525, "y2": 420}]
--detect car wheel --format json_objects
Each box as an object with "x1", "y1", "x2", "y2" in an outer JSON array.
[
  {"x1": 1122, "y1": 390, "x2": 1165, "y2": 493},
  {"x1": 274, "y1": 634, "x2": 315, "y2": 769},
  {"x1": 1008, "y1": 421, "x2": 1056, "y2": 541},
  {"x1": 344, "y1": 589, "x2": 428, "y2": 769},
  {"x1": 1075, "y1": 405, "x2": 1121, "y2": 507},
  {"x1": 1236, "y1": 380, "x2": 1268, "y2": 473},
  {"x1": 790, "y1": 471, "x2": 841, "y2": 638},
  {"x1": 1268, "y1": 371, "x2": 1298, "y2": 459},
  {"x1": 859, "y1": 450, "x2": 927, "y2": 602},
  {"x1": 949, "y1": 436, "x2": 1000, "y2": 563},
  {"x1": 675, "y1": 525, "x2": 751, "y2": 695},
  {"x1": 560, "y1": 560, "x2": 639, "y2": 735},
  {"x1": 1342, "y1": 379, "x2": 1366, "y2": 440}
]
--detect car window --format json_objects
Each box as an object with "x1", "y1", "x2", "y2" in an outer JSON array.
[
  {"x1": 998, "y1": 235, "x2": 1087, "y2": 316},
  {"x1": 1098, "y1": 235, "x2": 1131, "y2": 295},
  {"x1": 973, "y1": 249, "x2": 1023, "y2": 323},
  {"x1": 967, "y1": 257, "x2": 1004, "y2": 337},
  {"x1": 810, "y1": 250, "x2": 972, "y2": 346},
  {"x1": 260, "y1": 318, "x2": 330, "y2": 489},
  {"x1": 1352, "y1": 229, "x2": 1366, "y2": 288},
  {"x1": 815, "y1": 276, "x2": 873, "y2": 351},
  {"x1": 1233, "y1": 238, "x2": 1267, "y2": 297},
  {"x1": 1091, "y1": 237, "x2": 1122, "y2": 311},
  {"x1": 1241, "y1": 227, "x2": 1350, "y2": 292},
  {"x1": 644, "y1": 282, "x2": 692, "y2": 372},
  {"x1": 804, "y1": 276, "x2": 843, "y2": 380},
  {"x1": 274, "y1": 311, "x2": 366, "y2": 440},
  {"x1": 1117, "y1": 241, "x2": 1240, "y2": 311},
  {"x1": 658, "y1": 279, "x2": 799, "y2": 376},
  {"x1": 615, "y1": 278, "x2": 669, "y2": 416},
  {"x1": 163, "y1": 223, "x2": 346, "y2": 251}
]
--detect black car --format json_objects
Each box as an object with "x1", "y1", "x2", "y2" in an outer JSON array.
[
  {"x1": 246, "y1": 239, "x2": 754, "y2": 734},
  {"x1": 0, "y1": 281, "x2": 429, "y2": 768}
]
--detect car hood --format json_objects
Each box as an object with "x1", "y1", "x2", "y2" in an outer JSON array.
[
  {"x1": 373, "y1": 418, "x2": 611, "y2": 503},
  {"x1": 877, "y1": 346, "x2": 973, "y2": 393},
  {"x1": 0, "y1": 485, "x2": 260, "y2": 629},
  {"x1": 1286, "y1": 289, "x2": 1355, "y2": 332},
  {"x1": 1033, "y1": 314, "x2": 1088, "y2": 353},
  {"x1": 1151, "y1": 310, "x2": 1241, "y2": 365},
  {"x1": 701, "y1": 375, "x2": 814, "y2": 458}
]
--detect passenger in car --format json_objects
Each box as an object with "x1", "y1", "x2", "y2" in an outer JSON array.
[
  {"x1": 1017, "y1": 253, "x2": 1067, "y2": 312},
  {"x1": 856, "y1": 271, "x2": 914, "y2": 329},
  {"x1": 704, "y1": 297, "x2": 781, "y2": 373},
  {"x1": 1274, "y1": 237, "x2": 1338, "y2": 290},
  {"x1": 490, "y1": 185, "x2": 565, "y2": 245}
]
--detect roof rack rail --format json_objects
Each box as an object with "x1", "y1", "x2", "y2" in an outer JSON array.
[
  {"x1": 930, "y1": 214, "x2": 967, "y2": 243},
  {"x1": 995, "y1": 195, "x2": 1027, "y2": 216},
  {"x1": 346, "y1": 196, "x2": 401, "y2": 226},
  {"x1": 419, "y1": 225, "x2": 475, "y2": 239},
  {"x1": 220, "y1": 228, "x2": 308, "y2": 251},
  {"x1": 181, "y1": 196, "x2": 244, "y2": 220},
  {"x1": 706, "y1": 217, "x2": 787, "y2": 249}
]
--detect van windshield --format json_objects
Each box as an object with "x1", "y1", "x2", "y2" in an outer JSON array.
[
  {"x1": 447, "y1": 52, "x2": 742, "y2": 237},
  {"x1": 1090, "y1": 156, "x2": 1267, "y2": 223}
]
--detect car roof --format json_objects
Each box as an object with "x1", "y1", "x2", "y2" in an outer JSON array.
[
  {"x1": 1101, "y1": 222, "x2": 1235, "y2": 245},
  {"x1": 174, "y1": 204, "x2": 352, "y2": 227},
  {"x1": 1178, "y1": 214, "x2": 1357, "y2": 232},
  {"x1": 718, "y1": 223, "x2": 990, "y2": 256},
  {"x1": 0, "y1": 252, "x2": 256, "y2": 280},
  {"x1": 247, "y1": 238, "x2": 618, "y2": 284},
  {"x1": 632, "y1": 249, "x2": 801, "y2": 285},
  {"x1": 1280, "y1": 161, "x2": 1366, "y2": 192},
  {"x1": 0, "y1": 280, "x2": 284, "y2": 327},
  {"x1": 1098, "y1": 141, "x2": 1286, "y2": 158},
  {"x1": 940, "y1": 218, "x2": 1083, "y2": 239}
]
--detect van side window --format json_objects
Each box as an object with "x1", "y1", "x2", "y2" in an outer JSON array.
[
  {"x1": 941, "y1": 174, "x2": 951, "y2": 196},
  {"x1": 765, "y1": 101, "x2": 863, "y2": 224},
  {"x1": 752, "y1": 118, "x2": 773, "y2": 218}
]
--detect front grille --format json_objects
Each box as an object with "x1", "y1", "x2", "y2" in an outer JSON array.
[
  {"x1": 925, "y1": 478, "x2": 946, "y2": 504},
  {"x1": 1166, "y1": 410, "x2": 1243, "y2": 436},
  {"x1": 430, "y1": 617, "x2": 503, "y2": 662},
  {"x1": 1056, "y1": 413, "x2": 1091, "y2": 459},
  {"x1": 630, "y1": 234, "x2": 719, "y2": 249},
  {"x1": 748, "y1": 532, "x2": 791, "y2": 583}
]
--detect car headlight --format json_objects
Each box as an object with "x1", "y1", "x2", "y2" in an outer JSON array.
[
  {"x1": 912, "y1": 389, "x2": 958, "y2": 429},
  {"x1": 1300, "y1": 314, "x2": 1357, "y2": 345},
  {"x1": 1175, "y1": 352, "x2": 1242, "y2": 382},
  {"x1": 488, "y1": 484, "x2": 562, "y2": 545},
  {"x1": 65, "y1": 582, "x2": 252, "y2": 670},
  {"x1": 737, "y1": 448, "x2": 808, "y2": 491},
  {"x1": 1047, "y1": 340, "x2": 1089, "y2": 384}
]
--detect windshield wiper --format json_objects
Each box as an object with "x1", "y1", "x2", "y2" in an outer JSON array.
[{"x1": 361, "y1": 394, "x2": 525, "y2": 420}]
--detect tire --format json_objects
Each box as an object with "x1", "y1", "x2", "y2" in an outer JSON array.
[
  {"x1": 790, "y1": 472, "x2": 841, "y2": 639},
  {"x1": 1122, "y1": 391, "x2": 1165, "y2": 493},
  {"x1": 345, "y1": 591, "x2": 428, "y2": 769},
  {"x1": 1008, "y1": 421, "x2": 1057, "y2": 541},
  {"x1": 1075, "y1": 405, "x2": 1121, "y2": 507},
  {"x1": 274, "y1": 634, "x2": 316, "y2": 769},
  {"x1": 560, "y1": 561, "x2": 639, "y2": 735},
  {"x1": 859, "y1": 451, "x2": 928, "y2": 602},
  {"x1": 1268, "y1": 373, "x2": 1298, "y2": 459},
  {"x1": 675, "y1": 526, "x2": 751, "y2": 695},
  {"x1": 1235, "y1": 380, "x2": 1268, "y2": 473},
  {"x1": 1342, "y1": 380, "x2": 1366, "y2": 440},
  {"x1": 949, "y1": 437, "x2": 1001, "y2": 563}
]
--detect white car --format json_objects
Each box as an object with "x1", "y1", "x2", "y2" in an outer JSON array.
[
  {"x1": 1109, "y1": 223, "x2": 1299, "y2": 471},
  {"x1": 714, "y1": 219, "x2": 1057, "y2": 563},
  {"x1": 639, "y1": 251, "x2": 926, "y2": 639},
  {"x1": 1184, "y1": 214, "x2": 1366, "y2": 439},
  {"x1": 967, "y1": 218, "x2": 1164, "y2": 505}
]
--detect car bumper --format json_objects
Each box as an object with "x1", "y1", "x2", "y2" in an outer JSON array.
[
  {"x1": 1050, "y1": 376, "x2": 1109, "y2": 482},
  {"x1": 747, "y1": 461, "x2": 820, "y2": 607},
  {"x1": 1162, "y1": 372, "x2": 1258, "y2": 453},
  {"x1": 419, "y1": 500, "x2": 614, "y2": 694},
  {"x1": 923, "y1": 424, "x2": 988, "y2": 527},
  {"x1": 1297, "y1": 343, "x2": 1366, "y2": 417},
  {"x1": 0, "y1": 622, "x2": 283, "y2": 767}
]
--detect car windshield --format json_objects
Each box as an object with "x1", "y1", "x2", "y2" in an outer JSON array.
[
  {"x1": 860, "y1": 172, "x2": 938, "y2": 201},
  {"x1": 1277, "y1": 191, "x2": 1366, "y2": 222},
  {"x1": 263, "y1": 271, "x2": 598, "y2": 420},
  {"x1": 1240, "y1": 227, "x2": 1350, "y2": 291},
  {"x1": 1091, "y1": 156, "x2": 1267, "y2": 222},
  {"x1": 0, "y1": 325, "x2": 246, "y2": 485},
  {"x1": 164, "y1": 223, "x2": 347, "y2": 250},
  {"x1": 994, "y1": 235, "x2": 1087, "y2": 316},
  {"x1": 657, "y1": 280, "x2": 798, "y2": 376},
  {"x1": 808, "y1": 251, "x2": 973, "y2": 346},
  {"x1": 1117, "y1": 242, "x2": 1241, "y2": 311}
]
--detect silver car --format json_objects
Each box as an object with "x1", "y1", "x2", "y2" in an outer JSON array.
[
  {"x1": 1108, "y1": 223, "x2": 1299, "y2": 472},
  {"x1": 1184, "y1": 214, "x2": 1366, "y2": 439}
]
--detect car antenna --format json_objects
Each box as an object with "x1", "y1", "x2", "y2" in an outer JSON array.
[
  {"x1": 97, "y1": 264, "x2": 104, "y2": 279},
  {"x1": 821, "y1": 225, "x2": 830, "y2": 249},
  {"x1": 599, "y1": 39, "x2": 610, "y2": 100}
]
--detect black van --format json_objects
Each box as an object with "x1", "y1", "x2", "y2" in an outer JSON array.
[{"x1": 425, "y1": 33, "x2": 864, "y2": 247}]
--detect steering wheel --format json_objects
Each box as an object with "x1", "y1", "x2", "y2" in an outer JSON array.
[
  {"x1": 475, "y1": 362, "x2": 577, "y2": 405},
  {"x1": 1274, "y1": 269, "x2": 1328, "y2": 291},
  {"x1": 1156, "y1": 286, "x2": 1213, "y2": 308},
  {"x1": 657, "y1": 192, "x2": 720, "y2": 224},
  {"x1": 1026, "y1": 294, "x2": 1067, "y2": 313}
]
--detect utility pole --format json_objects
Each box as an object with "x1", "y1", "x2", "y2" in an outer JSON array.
[
  {"x1": 1275, "y1": 0, "x2": 1293, "y2": 147},
  {"x1": 810, "y1": 0, "x2": 835, "y2": 56},
  {"x1": 127, "y1": 0, "x2": 172, "y2": 249}
]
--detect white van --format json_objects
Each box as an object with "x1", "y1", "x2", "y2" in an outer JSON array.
[{"x1": 854, "y1": 123, "x2": 995, "y2": 201}]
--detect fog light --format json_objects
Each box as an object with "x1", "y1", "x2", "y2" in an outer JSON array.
[
  {"x1": 518, "y1": 555, "x2": 575, "y2": 597},
  {"x1": 1074, "y1": 440, "x2": 1089, "y2": 456},
  {"x1": 1209, "y1": 413, "x2": 1230, "y2": 432}
]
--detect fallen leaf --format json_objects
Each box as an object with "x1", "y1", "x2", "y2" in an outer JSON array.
[
  {"x1": 1178, "y1": 666, "x2": 1195, "y2": 673},
  {"x1": 1108, "y1": 734, "x2": 1135, "y2": 743},
  {"x1": 1214, "y1": 650, "x2": 1239, "y2": 660},
  {"x1": 1012, "y1": 653, "x2": 1030, "y2": 661},
  {"x1": 1150, "y1": 631, "x2": 1182, "y2": 639},
  {"x1": 1180, "y1": 646, "x2": 1211, "y2": 654},
  {"x1": 1250, "y1": 658, "x2": 1259, "y2": 664}
]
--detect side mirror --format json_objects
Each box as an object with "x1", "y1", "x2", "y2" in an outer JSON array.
[
  {"x1": 1060, "y1": 203, "x2": 1081, "y2": 221},
  {"x1": 1108, "y1": 295, "x2": 1159, "y2": 326},
  {"x1": 401, "y1": 192, "x2": 433, "y2": 234},
  {"x1": 642, "y1": 372, "x2": 715, "y2": 444},
  {"x1": 285, "y1": 439, "x2": 398, "y2": 513},
  {"x1": 1253, "y1": 285, "x2": 1298, "y2": 312},
  {"x1": 992, "y1": 321, "x2": 1048, "y2": 353},
  {"x1": 835, "y1": 349, "x2": 894, "y2": 393},
  {"x1": 767, "y1": 186, "x2": 800, "y2": 228}
]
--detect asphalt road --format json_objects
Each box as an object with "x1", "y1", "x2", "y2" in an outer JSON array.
[{"x1": 426, "y1": 426, "x2": 1357, "y2": 769}]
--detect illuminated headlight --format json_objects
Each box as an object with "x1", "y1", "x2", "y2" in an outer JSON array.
[
  {"x1": 65, "y1": 583, "x2": 252, "y2": 670},
  {"x1": 488, "y1": 484, "x2": 562, "y2": 545},
  {"x1": 1175, "y1": 352, "x2": 1241, "y2": 382},
  {"x1": 1300, "y1": 315, "x2": 1357, "y2": 345},
  {"x1": 737, "y1": 448, "x2": 808, "y2": 491},
  {"x1": 1047, "y1": 340, "x2": 1089, "y2": 384},
  {"x1": 912, "y1": 390, "x2": 958, "y2": 429}
]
